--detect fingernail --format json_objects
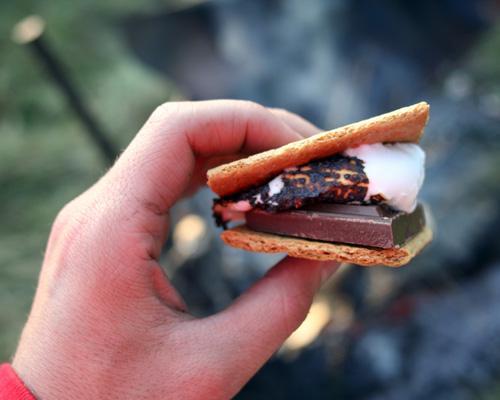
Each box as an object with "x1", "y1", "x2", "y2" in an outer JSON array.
[{"x1": 320, "y1": 261, "x2": 340, "y2": 285}]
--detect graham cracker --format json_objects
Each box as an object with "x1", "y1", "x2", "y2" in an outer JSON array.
[
  {"x1": 221, "y1": 225, "x2": 433, "y2": 267},
  {"x1": 207, "y1": 102, "x2": 429, "y2": 197}
]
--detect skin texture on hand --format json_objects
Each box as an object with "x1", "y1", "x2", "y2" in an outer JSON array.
[{"x1": 12, "y1": 100, "x2": 339, "y2": 400}]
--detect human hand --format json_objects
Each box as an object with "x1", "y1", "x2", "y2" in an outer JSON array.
[{"x1": 13, "y1": 100, "x2": 339, "y2": 399}]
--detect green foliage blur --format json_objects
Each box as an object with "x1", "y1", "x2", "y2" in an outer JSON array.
[{"x1": 0, "y1": 0, "x2": 186, "y2": 360}]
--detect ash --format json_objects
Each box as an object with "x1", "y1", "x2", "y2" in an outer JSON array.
[{"x1": 341, "y1": 264, "x2": 500, "y2": 400}]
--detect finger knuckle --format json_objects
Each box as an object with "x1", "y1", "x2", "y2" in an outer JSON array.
[
  {"x1": 43, "y1": 199, "x2": 90, "y2": 282},
  {"x1": 51, "y1": 199, "x2": 83, "y2": 239},
  {"x1": 240, "y1": 99, "x2": 266, "y2": 112},
  {"x1": 218, "y1": 99, "x2": 264, "y2": 114},
  {"x1": 270, "y1": 107, "x2": 296, "y2": 121},
  {"x1": 48, "y1": 188, "x2": 104, "y2": 257},
  {"x1": 270, "y1": 107, "x2": 288, "y2": 114},
  {"x1": 150, "y1": 101, "x2": 186, "y2": 122}
]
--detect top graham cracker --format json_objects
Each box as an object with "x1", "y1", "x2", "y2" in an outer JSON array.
[{"x1": 207, "y1": 102, "x2": 430, "y2": 197}]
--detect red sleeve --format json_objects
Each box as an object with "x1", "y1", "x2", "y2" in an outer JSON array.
[{"x1": 0, "y1": 364, "x2": 36, "y2": 400}]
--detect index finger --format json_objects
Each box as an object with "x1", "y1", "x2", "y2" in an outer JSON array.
[{"x1": 108, "y1": 100, "x2": 305, "y2": 212}]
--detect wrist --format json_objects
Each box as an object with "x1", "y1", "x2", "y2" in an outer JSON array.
[
  {"x1": 12, "y1": 319, "x2": 163, "y2": 400},
  {"x1": 12, "y1": 325, "x2": 118, "y2": 400}
]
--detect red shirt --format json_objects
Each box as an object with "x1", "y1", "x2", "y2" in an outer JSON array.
[{"x1": 0, "y1": 364, "x2": 35, "y2": 400}]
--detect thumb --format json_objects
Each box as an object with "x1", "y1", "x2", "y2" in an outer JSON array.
[{"x1": 209, "y1": 257, "x2": 339, "y2": 384}]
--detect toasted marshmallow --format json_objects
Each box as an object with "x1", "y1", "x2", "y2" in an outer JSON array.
[{"x1": 344, "y1": 143, "x2": 425, "y2": 213}]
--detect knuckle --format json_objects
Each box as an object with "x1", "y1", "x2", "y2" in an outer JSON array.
[
  {"x1": 152, "y1": 102, "x2": 172, "y2": 117},
  {"x1": 270, "y1": 107, "x2": 294, "y2": 119},
  {"x1": 150, "y1": 101, "x2": 186, "y2": 122},
  {"x1": 146, "y1": 102, "x2": 195, "y2": 139},
  {"x1": 51, "y1": 199, "x2": 82, "y2": 238},
  {"x1": 47, "y1": 190, "x2": 100, "y2": 260},
  {"x1": 43, "y1": 198, "x2": 90, "y2": 282},
  {"x1": 220, "y1": 99, "x2": 265, "y2": 114},
  {"x1": 270, "y1": 107, "x2": 287, "y2": 114},
  {"x1": 240, "y1": 99, "x2": 265, "y2": 112}
]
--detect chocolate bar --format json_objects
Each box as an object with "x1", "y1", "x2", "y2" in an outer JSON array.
[{"x1": 245, "y1": 203, "x2": 426, "y2": 249}]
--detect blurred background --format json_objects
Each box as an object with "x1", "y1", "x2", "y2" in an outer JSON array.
[{"x1": 2, "y1": 0, "x2": 500, "y2": 398}]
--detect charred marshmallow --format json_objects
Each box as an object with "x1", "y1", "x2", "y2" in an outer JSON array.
[{"x1": 343, "y1": 143, "x2": 425, "y2": 213}]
